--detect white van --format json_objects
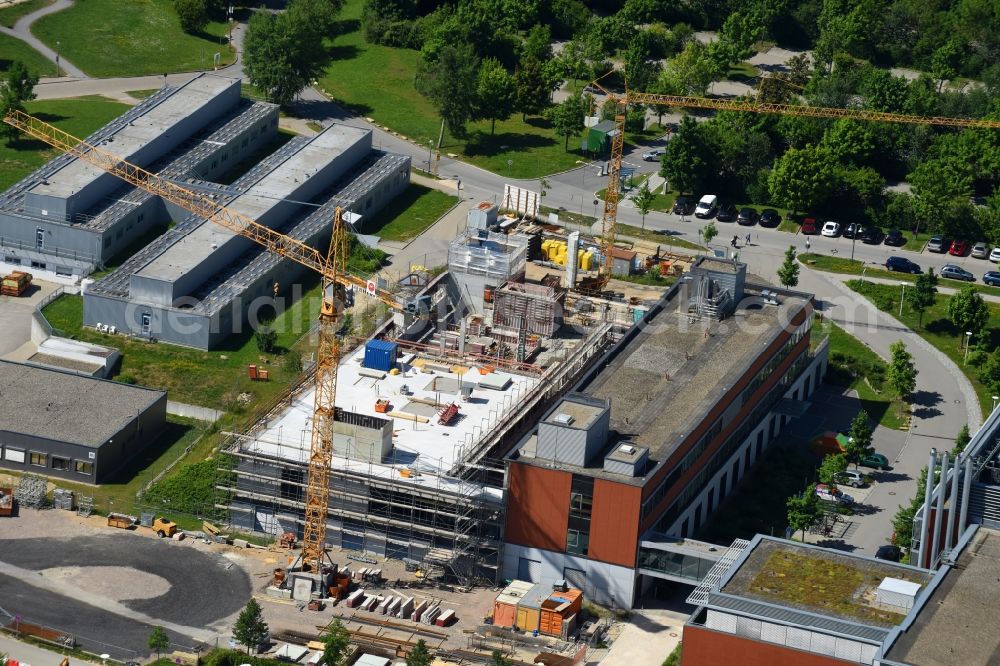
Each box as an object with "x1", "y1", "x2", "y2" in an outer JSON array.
[{"x1": 694, "y1": 194, "x2": 718, "y2": 218}]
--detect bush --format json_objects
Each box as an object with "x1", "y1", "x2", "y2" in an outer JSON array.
[
  {"x1": 967, "y1": 349, "x2": 987, "y2": 368},
  {"x1": 283, "y1": 350, "x2": 303, "y2": 374},
  {"x1": 117, "y1": 373, "x2": 138, "y2": 385}
]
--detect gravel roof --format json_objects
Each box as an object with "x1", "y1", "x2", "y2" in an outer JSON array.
[
  {"x1": 886, "y1": 527, "x2": 1000, "y2": 665},
  {"x1": 0, "y1": 360, "x2": 165, "y2": 448}
]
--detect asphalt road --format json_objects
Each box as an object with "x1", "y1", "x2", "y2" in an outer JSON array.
[{"x1": 0, "y1": 533, "x2": 251, "y2": 659}]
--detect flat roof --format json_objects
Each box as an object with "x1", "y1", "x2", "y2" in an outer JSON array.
[
  {"x1": 544, "y1": 397, "x2": 605, "y2": 430},
  {"x1": 136, "y1": 124, "x2": 369, "y2": 283},
  {"x1": 240, "y1": 345, "x2": 536, "y2": 498},
  {"x1": 0, "y1": 360, "x2": 164, "y2": 448},
  {"x1": 885, "y1": 527, "x2": 1000, "y2": 665},
  {"x1": 577, "y1": 282, "x2": 810, "y2": 480},
  {"x1": 720, "y1": 538, "x2": 931, "y2": 629},
  {"x1": 29, "y1": 74, "x2": 237, "y2": 201}
]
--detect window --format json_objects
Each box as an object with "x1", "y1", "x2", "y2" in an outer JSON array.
[
  {"x1": 141, "y1": 312, "x2": 152, "y2": 335},
  {"x1": 567, "y1": 529, "x2": 589, "y2": 556},
  {"x1": 35, "y1": 227, "x2": 44, "y2": 251},
  {"x1": 74, "y1": 460, "x2": 93, "y2": 475},
  {"x1": 30, "y1": 260, "x2": 45, "y2": 270},
  {"x1": 29, "y1": 452, "x2": 47, "y2": 467},
  {"x1": 51, "y1": 456, "x2": 68, "y2": 471},
  {"x1": 4, "y1": 256, "x2": 20, "y2": 265},
  {"x1": 4, "y1": 447, "x2": 25, "y2": 463}
]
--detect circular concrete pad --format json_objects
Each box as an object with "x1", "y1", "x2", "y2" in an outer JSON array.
[{"x1": 40, "y1": 566, "x2": 171, "y2": 601}]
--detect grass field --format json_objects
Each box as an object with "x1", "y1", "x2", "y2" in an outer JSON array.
[
  {"x1": 0, "y1": 95, "x2": 131, "y2": 191},
  {"x1": 42, "y1": 279, "x2": 324, "y2": 409},
  {"x1": 365, "y1": 183, "x2": 457, "y2": 242},
  {"x1": 0, "y1": 0, "x2": 51, "y2": 27},
  {"x1": 800, "y1": 252, "x2": 1000, "y2": 298},
  {"x1": 0, "y1": 31, "x2": 55, "y2": 77},
  {"x1": 317, "y1": 0, "x2": 587, "y2": 178},
  {"x1": 848, "y1": 279, "x2": 995, "y2": 416},
  {"x1": 31, "y1": 0, "x2": 236, "y2": 77},
  {"x1": 815, "y1": 319, "x2": 908, "y2": 430},
  {"x1": 617, "y1": 222, "x2": 704, "y2": 251}
]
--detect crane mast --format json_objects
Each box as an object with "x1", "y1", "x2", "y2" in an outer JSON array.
[{"x1": 3, "y1": 110, "x2": 403, "y2": 580}]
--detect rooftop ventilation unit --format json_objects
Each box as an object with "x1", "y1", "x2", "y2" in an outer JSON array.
[
  {"x1": 553, "y1": 413, "x2": 575, "y2": 426},
  {"x1": 618, "y1": 444, "x2": 636, "y2": 455}
]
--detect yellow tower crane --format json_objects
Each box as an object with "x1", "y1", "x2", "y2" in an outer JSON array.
[
  {"x1": 586, "y1": 84, "x2": 1000, "y2": 291},
  {"x1": 1, "y1": 109, "x2": 404, "y2": 577}
]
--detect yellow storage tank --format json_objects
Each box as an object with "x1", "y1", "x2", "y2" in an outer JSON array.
[
  {"x1": 582, "y1": 251, "x2": 593, "y2": 271},
  {"x1": 577, "y1": 249, "x2": 585, "y2": 268}
]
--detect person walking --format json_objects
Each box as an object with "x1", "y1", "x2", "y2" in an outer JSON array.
[
  {"x1": 745, "y1": 233, "x2": 751, "y2": 246},
  {"x1": 731, "y1": 235, "x2": 738, "y2": 247},
  {"x1": 806, "y1": 237, "x2": 811, "y2": 251}
]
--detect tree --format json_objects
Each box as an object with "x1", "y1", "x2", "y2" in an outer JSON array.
[
  {"x1": 845, "y1": 410, "x2": 874, "y2": 469},
  {"x1": 909, "y1": 157, "x2": 973, "y2": 235},
  {"x1": 947, "y1": 286, "x2": 989, "y2": 340},
  {"x1": 787, "y1": 484, "x2": 822, "y2": 541},
  {"x1": 490, "y1": 650, "x2": 511, "y2": 666},
  {"x1": 703, "y1": 220, "x2": 718, "y2": 244},
  {"x1": 979, "y1": 352, "x2": 1000, "y2": 396},
  {"x1": 1, "y1": 60, "x2": 38, "y2": 143},
  {"x1": 660, "y1": 116, "x2": 711, "y2": 194},
  {"x1": 546, "y1": 91, "x2": 585, "y2": 150},
  {"x1": 908, "y1": 268, "x2": 938, "y2": 327},
  {"x1": 818, "y1": 453, "x2": 849, "y2": 487},
  {"x1": 244, "y1": 8, "x2": 328, "y2": 106},
  {"x1": 406, "y1": 639, "x2": 432, "y2": 666},
  {"x1": 632, "y1": 181, "x2": 655, "y2": 229},
  {"x1": 768, "y1": 144, "x2": 837, "y2": 215},
  {"x1": 254, "y1": 325, "x2": 277, "y2": 353},
  {"x1": 513, "y1": 57, "x2": 551, "y2": 121},
  {"x1": 657, "y1": 40, "x2": 718, "y2": 97},
  {"x1": 777, "y1": 246, "x2": 799, "y2": 288},
  {"x1": 953, "y1": 424, "x2": 971, "y2": 456},
  {"x1": 476, "y1": 58, "x2": 516, "y2": 135},
  {"x1": 322, "y1": 618, "x2": 351, "y2": 666},
  {"x1": 174, "y1": 0, "x2": 208, "y2": 33},
  {"x1": 233, "y1": 598, "x2": 269, "y2": 654},
  {"x1": 148, "y1": 626, "x2": 169, "y2": 661},
  {"x1": 891, "y1": 466, "x2": 928, "y2": 550},
  {"x1": 887, "y1": 340, "x2": 918, "y2": 401},
  {"x1": 416, "y1": 42, "x2": 480, "y2": 140}
]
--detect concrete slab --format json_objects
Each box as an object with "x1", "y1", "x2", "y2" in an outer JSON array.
[
  {"x1": 602, "y1": 610, "x2": 686, "y2": 666},
  {"x1": 0, "y1": 279, "x2": 59, "y2": 357}
]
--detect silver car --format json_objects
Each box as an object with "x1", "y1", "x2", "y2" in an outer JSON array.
[{"x1": 972, "y1": 242, "x2": 990, "y2": 259}]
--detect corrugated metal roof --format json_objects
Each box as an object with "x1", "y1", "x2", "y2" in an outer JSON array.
[{"x1": 706, "y1": 592, "x2": 890, "y2": 643}]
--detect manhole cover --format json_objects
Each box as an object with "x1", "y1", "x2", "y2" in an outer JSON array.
[{"x1": 888, "y1": 491, "x2": 896, "y2": 495}]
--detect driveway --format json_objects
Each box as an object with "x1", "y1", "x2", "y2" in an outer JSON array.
[{"x1": 0, "y1": 279, "x2": 58, "y2": 358}]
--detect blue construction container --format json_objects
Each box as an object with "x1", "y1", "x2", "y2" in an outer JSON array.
[{"x1": 364, "y1": 339, "x2": 398, "y2": 372}]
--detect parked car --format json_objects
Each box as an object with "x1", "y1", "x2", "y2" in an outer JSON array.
[
  {"x1": 990, "y1": 247, "x2": 1000, "y2": 262},
  {"x1": 815, "y1": 483, "x2": 855, "y2": 506},
  {"x1": 972, "y1": 242, "x2": 990, "y2": 259},
  {"x1": 875, "y1": 545, "x2": 902, "y2": 562},
  {"x1": 695, "y1": 194, "x2": 718, "y2": 218},
  {"x1": 884, "y1": 229, "x2": 905, "y2": 246},
  {"x1": 886, "y1": 256, "x2": 921, "y2": 274},
  {"x1": 843, "y1": 222, "x2": 863, "y2": 239},
  {"x1": 716, "y1": 202, "x2": 738, "y2": 222},
  {"x1": 759, "y1": 209, "x2": 781, "y2": 228},
  {"x1": 673, "y1": 196, "x2": 695, "y2": 215},
  {"x1": 834, "y1": 470, "x2": 867, "y2": 488},
  {"x1": 859, "y1": 452, "x2": 890, "y2": 470},
  {"x1": 861, "y1": 227, "x2": 883, "y2": 244},
  {"x1": 941, "y1": 264, "x2": 975, "y2": 282},
  {"x1": 983, "y1": 271, "x2": 1000, "y2": 287},
  {"x1": 927, "y1": 235, "x2": 949, "y2": 253},
  {"x1": 949, "y1": 239, "x2": 970, "y2": 256},
  {"x1": 821, "y1": 221, "x2": 842, "y2": 237},
  {"x1": 641, "y1": 148, "x2": 665, "y2": 161},
  {"x1": 800, "y1": 218, "x2": 819, "y2": 234},
  {"x1": 737, "y1": 207, "x2": 758, "y2": 226}
]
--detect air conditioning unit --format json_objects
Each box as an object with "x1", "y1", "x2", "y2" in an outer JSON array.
[{"x1": 553, "y1": 413, "x2": 575, "y2": 426}]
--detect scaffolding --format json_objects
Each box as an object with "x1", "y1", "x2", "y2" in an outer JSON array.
[{"x1": 492, "y1": 282, "x2": 565, "y2": 337}]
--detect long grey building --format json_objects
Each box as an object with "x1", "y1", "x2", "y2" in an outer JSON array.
[{"x1": 0, "y1": 360, "x2": 167, "y2": 483}]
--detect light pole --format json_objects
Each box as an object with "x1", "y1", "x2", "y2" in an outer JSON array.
[
  {"x1": 507, "y1": 159, "x2": 513, "y2": 176},
  {"x1": 964, "y1": 331, "x2": 973, "y2": 365},
  {"x1": 850, "y1": 233, "x2": 857, "y2": 262},
  {"x1": 427, "y1": 140, "x2": 433, "y2": 173},
  {"x1": 899, "y1": 281, "x2": 907, "y2": 317},
  {"x1": 55, "y1": 40, "x2": 60, "y2": 77},
  {"x1": 992, "y1": 395, "x2": 998, "y2": 412}
]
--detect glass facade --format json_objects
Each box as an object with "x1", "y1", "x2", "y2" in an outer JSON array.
[{"x1": 567, "y1": 475, "x2": 594, "y2": 556}]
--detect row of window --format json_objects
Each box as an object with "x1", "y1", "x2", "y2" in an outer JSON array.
[{"x1": 2, "y1": 447, "x2": 93, "y2": 475}]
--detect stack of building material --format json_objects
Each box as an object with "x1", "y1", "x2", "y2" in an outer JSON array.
[
  {"x1": 14, "y1": 474, "x2": 47, "y2": 509},
  {"x1": 1, "y1": 270, "x2": 31, "y2": 296},
  {"x1": 0, "y1": 487, "x2": 13, "y2": 517},
  {"x1": 52, "y1": 489, "x2": 74, "y2": 510}
]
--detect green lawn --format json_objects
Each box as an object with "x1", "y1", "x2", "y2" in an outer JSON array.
[
  {"x1": 0, "y1": 31, "x2": 55, "y2": 77},
  {"x1": 364, "y1": 183, "x2": 457, "y2": 242},
  {"x1": 0, "y1": 0, "x2": 52, "y2": 27},
  {"x1": 42, "y1": 279, "x2": 324, "y2": 409},
  {"x1": 317, "y1": 0, "x2": 586, "y2": 178},
  {"x1": 0, "y1": 95, "x2": 131, "y2": 191},
  {"x1": 31, "y1": 0, "x2": 236, "y2": 77},
  {"x1": 800, "y1": 252, "x2": 1000, "y2": 298},
  {"x1": 815, "y1": 318, "x2": 908, "y2": 430},
  {"x1": 726, "y1": 61, "x2": 759, "y2": 80},
  {"x1": 617, "y1": 222, "x2": 704, "y2": 251},
  {"x1": 847, "y1": 280, "x2": 994, "y2": 415}
]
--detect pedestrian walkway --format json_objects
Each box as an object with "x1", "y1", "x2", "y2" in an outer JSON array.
[{"x1": 0, "y1": 0, "x2": 87, "y2": 78}]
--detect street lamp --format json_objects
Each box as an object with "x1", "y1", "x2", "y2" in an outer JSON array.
[
  {"x1": 427, "y1": 140, "x2": 433, "y2": 173},
  {"x1": 55, "y1": 40, "x2": 60, "y2": 77},
  {"x1": 507, "y1": 158, "x2": 513, "y2": 176},
  {"x1": 992, "y1": 395, "x2": 998, "y2": 412},
  {"x1": 850, "y1": 232, "x2": 857, "y2": 262},
  {"x1": 964, "y1": 331, "x2": 973, "y2": 365},
  {"x1": 899, "y1": 281, "x2": 907, "y2": 317}
]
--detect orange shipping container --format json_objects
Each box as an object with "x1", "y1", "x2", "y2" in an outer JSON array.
[
  {"x1": 538, "y1": 588, "x2": 583, "y2": 637},
  {"x1": 492, "y1": 580, "x2": 533, "y2": 627}
]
